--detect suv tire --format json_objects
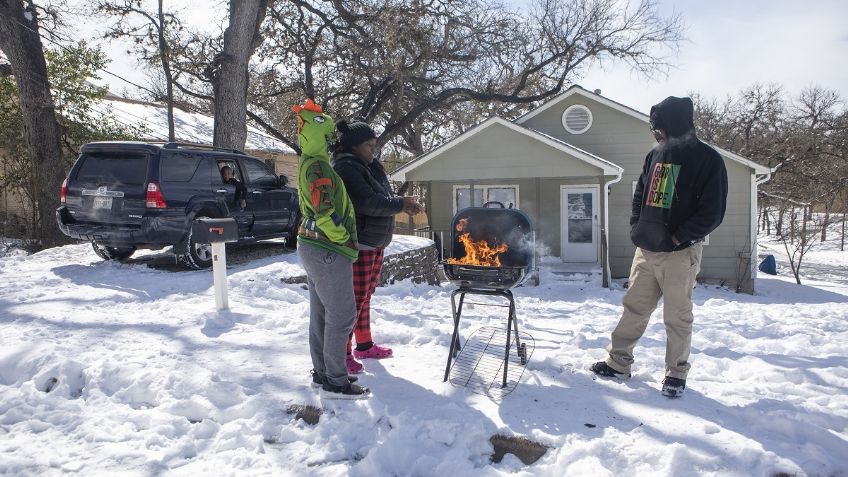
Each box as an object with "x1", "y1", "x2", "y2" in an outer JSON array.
[
  {"x1": 176, "y1": 215, "x2": 215, "y2": 269},
  {"x1": 92, "y1": 242, "x2": 136, "y2": 261}
]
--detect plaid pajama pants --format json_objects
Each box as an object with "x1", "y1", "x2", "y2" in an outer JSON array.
[{"x1": 347, "y1": 247, "x2": 385, "y2": 354}]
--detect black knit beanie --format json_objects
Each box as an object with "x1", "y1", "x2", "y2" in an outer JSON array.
[{"x1": 337, "y1": 119, "x2": 377, "y2": 147}]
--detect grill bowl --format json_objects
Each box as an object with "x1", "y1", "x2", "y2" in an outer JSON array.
[{"x1": 443, "y1": 262, "x2": 527, "y2": 290}]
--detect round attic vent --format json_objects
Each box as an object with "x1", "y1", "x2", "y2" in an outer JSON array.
[{"x1": 562, "y1": 104, "x2": 593, "y2": 134}]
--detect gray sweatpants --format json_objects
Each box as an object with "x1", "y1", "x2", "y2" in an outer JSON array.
[
  {"x1": 298, "y1": 243, "x2": 357, "y2": 387},
  {"x1": 606, "y1": 243, "x2": 703, "y2": 379}
]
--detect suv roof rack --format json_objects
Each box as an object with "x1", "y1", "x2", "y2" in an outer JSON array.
[{"x1": 159, "y1": 142, "x2": 246, "y2": 155}]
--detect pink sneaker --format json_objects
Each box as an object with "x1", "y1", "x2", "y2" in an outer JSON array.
[
  {"x1": 346, "y1": 354, "x2": 364, "y2": 374},
  {"x1": 353, "y1": 344, "x2": 393, "y2": 359}
]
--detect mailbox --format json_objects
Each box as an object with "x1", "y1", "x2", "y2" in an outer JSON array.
[{"x1": 192, "y1": 218, "x2": 238, "y2": 244}]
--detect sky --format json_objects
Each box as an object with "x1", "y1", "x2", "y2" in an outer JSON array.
[
  {"x1": 74, "y1": 0, "x2": 848, "y2": 114},
  {"x1": 577, "y1": 0, "x2": 848, "y2": 111}
]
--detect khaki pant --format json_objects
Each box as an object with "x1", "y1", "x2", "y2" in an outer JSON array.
[{"x1": 606, "y1": 243, "x2": 703, "y2": 379}]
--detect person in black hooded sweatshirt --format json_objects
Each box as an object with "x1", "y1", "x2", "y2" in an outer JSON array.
[{"x1": 591, "y1": 96, "x2": 728, "y2": 398}]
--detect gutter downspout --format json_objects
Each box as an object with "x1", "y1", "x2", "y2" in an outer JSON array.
[
  {"x1": 748, "y1": 168, "x2": 773, "y2": 294},
  {"x1": 602, "y1": 167, "x2": 624, "y2": 288}
]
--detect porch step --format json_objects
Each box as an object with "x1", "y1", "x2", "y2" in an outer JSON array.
[{"x1": 547, "y1": 264, "x2": 603, "y2": 286}]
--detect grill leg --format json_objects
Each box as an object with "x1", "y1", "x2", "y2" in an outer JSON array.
[
  {"x1": 501, "y1": 290, "x2": 524, "y2": 388},
  {"x1": 444, "y1": 290, "x2": 466, "y2": 382},
  {"x1": 508, "y1": 290, "x2": 521, "y2": 349},
  {"x1": 502, "y1": 291, "x2": 516, "y2": 388}
]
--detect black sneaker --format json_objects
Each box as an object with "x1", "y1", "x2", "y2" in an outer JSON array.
[
  {"x1": 590, "y1": 361, "x2": 630, "y2": 379},
  {"x1": 320, "y1": 381, "x2": 371, "y2": 400},
  {"x1": 661, "y1": 377, "x2": 686, "y2": 398},
  {"x1": 310, "y1": 370, "x2": 358, "y2": 388}
]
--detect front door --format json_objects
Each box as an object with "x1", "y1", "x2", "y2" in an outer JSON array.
[{"x1": 561, "y1": 186, "x2": 599, "y2": 263}]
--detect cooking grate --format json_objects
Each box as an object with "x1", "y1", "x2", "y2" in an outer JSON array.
[{"x1": 447, "y1": 326, "x2": 534, "y2": 399}]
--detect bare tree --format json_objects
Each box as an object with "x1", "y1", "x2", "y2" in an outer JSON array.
[
  {"x1": 0, "y1": 0, "x2": 66, "y2": 247},
  {"x1": 777, "y1": 203, "x2": 820, "y2": 285},
  {"x1": 694, "y1": 84, "x2": 847, "y2": 243},
  {"x1": 95, "y1": 0, "x2": 182, "y2": 141},
  {"x1": 211, "y1": 0, "x2": 269, "y2": 151},
  {"x1": 247, "y1": 0, "x2": 683, "y2": 156}
]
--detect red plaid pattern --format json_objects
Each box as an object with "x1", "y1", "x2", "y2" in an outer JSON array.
[{"x1": 347, "y1": 248, "x2": 385, "y2": 354}]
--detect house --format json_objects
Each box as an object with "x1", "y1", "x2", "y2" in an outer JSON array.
[{"x1": 391, "y1": 85, "x2": 771, "y2": 293}]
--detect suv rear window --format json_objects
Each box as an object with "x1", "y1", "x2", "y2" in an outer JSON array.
[
  {"x1": 76, "y1": 152, "x2": 149, "y2": 185},
  {"x1": 161, "y1": 153, "x2": 202, "y2": 182}
]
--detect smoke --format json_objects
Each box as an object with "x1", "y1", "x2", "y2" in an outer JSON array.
[{"x1": 655, "y1": 130, "x2": 698, "y2": 153}]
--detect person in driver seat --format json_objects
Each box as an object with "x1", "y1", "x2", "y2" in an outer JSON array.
[{"x1": 220, "y1": 165, "x2": 247, "y2": 211}]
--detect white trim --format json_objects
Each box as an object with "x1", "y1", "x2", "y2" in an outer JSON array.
[
  {"x1": 560, "y1": 184, "x2": 600, "y2": 263},
  {"x1": 518, "y1": 85, "x2": 648, "y2": 124},
  {"x1": 515, "y1": 85, "x2": 771, "y2": 175},
  {"x1": 390, "y1": 116, "x2": 622, "y2": 181},
  {"x1": 750, "y1": 172, "x2": 758, "y2": 293},
  {"x1": 562, "y1": 104, "x2": 593, "y2": 134},
  {"x1": 452, "y1": 184, "x2": 520, "y2": 215},
  {"x1": 602, "y1": 171, "x2": 623, "y2": 287},
  {"x1": 712, "y1": 145, "x2": 771, "y2": 175}
]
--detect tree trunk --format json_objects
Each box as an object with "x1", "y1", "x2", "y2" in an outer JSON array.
[
  {"x1": 820, "y1": 199, "x2": 831, "y2": 242},
  {"x1": 158, "y1": 0, "x2": 175, "y2": 141},
  {"x1": 765, "y1": 206, "x2": 771, "y2": 235},
  {"x1": 213, "y1": 0, "x2": 268, "y2": 151},
  {"x1": 0, "y1": 0, "x2": 66, "y2": 247},
  {"x1": 841, "y1": 212, "x2": 845, "y2": 252}
]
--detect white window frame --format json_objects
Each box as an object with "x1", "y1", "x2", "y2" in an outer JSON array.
[
  {"x1": 630, "y1": 180, "x2": 708, "y2": 245},
  {"x1": 452, "y1": 184, "x2": 520, "y2": 215}
]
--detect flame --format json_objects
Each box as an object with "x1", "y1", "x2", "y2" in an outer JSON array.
[{"x1": 447, "y1": 218, "x2": 508, "y2": 267}]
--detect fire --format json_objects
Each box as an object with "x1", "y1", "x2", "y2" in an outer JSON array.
[{"x1": 447, "y1": 218, "x2": 508, "y2": 267}]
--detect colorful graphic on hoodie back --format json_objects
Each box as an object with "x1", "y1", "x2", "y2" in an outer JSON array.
[{"x1": 645, "y1": 163, "x2": 680, "y2": 209}]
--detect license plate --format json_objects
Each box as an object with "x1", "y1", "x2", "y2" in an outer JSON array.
[{"x1": 93, "y1": 197, "x2": 113, "y2": 209}]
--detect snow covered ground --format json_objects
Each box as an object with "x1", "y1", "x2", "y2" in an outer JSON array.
[{"x1": 1, "y1": 232, "x2": 846, "y2": 476}]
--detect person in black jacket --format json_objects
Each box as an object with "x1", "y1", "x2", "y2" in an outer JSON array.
[
  {"x1": 591, "y1": 96, "x2": 728, "y2": 398},
  {"x1": 332, "y1": 119, "x2": 423, "y2": 374}
]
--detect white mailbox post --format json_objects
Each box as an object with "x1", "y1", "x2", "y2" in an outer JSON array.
[{"x1": 191, "y1": 218, "x2": 238, "y2": 310}]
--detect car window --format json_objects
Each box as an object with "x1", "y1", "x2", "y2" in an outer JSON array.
[
  {"x1": 161, "y1": 153, "x2": 202, "y2": 182},
  {"x1": 76, "y1": 152, "x2": 149, "y2": 185},
  {"x1": 215, "y1": 159, "x2": 242, "y2": 183},
  {"x1": 241, "y1": 158, "x2": 277, "y2": 187}
]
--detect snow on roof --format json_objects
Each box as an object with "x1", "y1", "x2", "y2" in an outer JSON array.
[{"x1": 94, "y1": 95, "x2": 295, "y2": 153}]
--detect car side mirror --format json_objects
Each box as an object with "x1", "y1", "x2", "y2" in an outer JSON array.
[{"x1": 278, "y1": 175, "x2": 288, "y2": 187}]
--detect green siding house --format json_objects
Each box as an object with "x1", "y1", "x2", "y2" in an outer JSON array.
[{"x1": 392, "y1": 86, "x2": 771, "y2": 293}]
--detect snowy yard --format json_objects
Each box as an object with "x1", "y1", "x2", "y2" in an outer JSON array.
[{"x1": 1, "y1": 233, "x2": 846, "y2": 476}]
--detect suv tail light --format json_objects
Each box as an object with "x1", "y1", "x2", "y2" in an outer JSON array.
[
  {"x1": 146, "y1": 181, "x2": 167, "y2": 208},
  {"x1": 60, "y1": 178, "x2": 68, "y2": 204}
]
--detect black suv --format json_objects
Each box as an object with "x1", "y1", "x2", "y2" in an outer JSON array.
[{"x1": 56, "y1": 141, "x2": 300, "y2": 268}]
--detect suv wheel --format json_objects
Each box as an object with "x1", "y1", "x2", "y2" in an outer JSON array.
[
  {"x1": 176, "y1": 216, "x2": 215, "y2": 269},
  {"x1": 285, "y1": 213, "x2": 300, "y2": 250},
  {"x1": 92, "y1": 242, "x2": 135, "y2": 261},
  {"x1": 284, "y1": 231, "x2": 297, "y2": 250}
]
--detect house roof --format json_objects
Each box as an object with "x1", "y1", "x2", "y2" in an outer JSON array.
[
  {"x1": 516, "y1": 85, "x2": 771, "y2": 175},
  {"x1": 390, "y1": 116, "x2": 623, "y2": 181},
  {"x1": 95, "y1": 94, "x2": 295, "y2": 153}
]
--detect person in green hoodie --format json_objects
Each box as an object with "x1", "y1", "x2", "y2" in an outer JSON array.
[{"x1": 292, "y1": 99, "x2": 369, "y2": 400}]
